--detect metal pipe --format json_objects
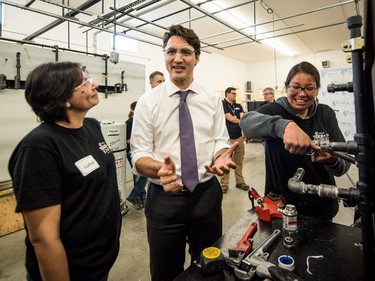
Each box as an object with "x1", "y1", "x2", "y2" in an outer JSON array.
[
  {"x1": 0, "y1": 3, "x2": 2, "y2": 37},
  {"x1": 91, "y1": 2, "x2": 221, "y2": 52},
  {"x1": 1, "y1": 0, "x2": 100, "y2": 41},
  {"x1": 123, "y1": 13, "x2": 168, "y2": 31},
  {"x1": 180, "y1": 0, "x2": 259, "y2": 44},
  {"x1": 346, "y1": 10, "x2": 375, "y2": 280},
  {"x1": 88, "y1": 0, "x2": 149, "y2": 27},
  {"x1": 97, "y1": 14, "x2": 162, "y2": 40},
  {"x1": 25, "y1": 0, "x2": 37, "y2": 8},
  {"x1": 206, "y1": 24, "x2": 304, "y2": 47},
  {"x1": 39, "y1": 0, "x2": 93, "y2": 16},
  {"x1": 14, "y1": 52, "x2": 21, "y2": 90},
  {"x1": 113, "y1": 0, "x2": 117, "y2": 51},
  {"x1": 0, "y1": 37, "x2": 106, "y2": 58},
  {"x1": 287, "y1": 168, "x2": 339, "y2": 199},
  {"x1": 90, "y1": 0, "x2": 174, "y2": 32},
  {"x1": 52, "y1": 45, "x2": 59, "y2": 62},
  {"x1": 219, "y1": 21, "x2": 346, "y2": 49},
  {"x1": 102, "y1": 55, "x2": 109, "y2": 98},
  {"x1": 3, "y1": 0, "x2": 359, "y2": 52},
  {"x1": 177, "y1": 0, "x2": 257, "y2": 26}
]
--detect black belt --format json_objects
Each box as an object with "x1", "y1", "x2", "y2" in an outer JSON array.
[{"x1": 150, "y1": 177, "x2": 216, "y2": 193}]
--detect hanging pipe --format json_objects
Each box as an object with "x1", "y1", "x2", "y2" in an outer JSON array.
[
  {"x1": 103, "y1": 55, "x2": 109, "y2": 98},
  {"x1": 14, "y1": 52, "x2": 21, "y2": 89}
]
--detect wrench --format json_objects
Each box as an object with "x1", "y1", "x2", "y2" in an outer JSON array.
[
  {"x1": 227, "y1": 222, "x2": 258, "y2": 268},
  {"x1": 234, "y1": 229, "x2": 281, "y2": 280}
]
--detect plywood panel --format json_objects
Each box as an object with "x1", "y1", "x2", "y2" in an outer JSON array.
[{"x1": 0, "y1": 188, "x2": 24, "y2": 237}]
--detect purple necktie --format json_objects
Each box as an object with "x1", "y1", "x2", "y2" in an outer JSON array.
[{"x1": 179, "y1": 90, "x2": 199, "y2": 192}]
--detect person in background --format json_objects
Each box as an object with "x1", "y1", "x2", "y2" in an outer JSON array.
[
  {"x1": 263, "y1": 87, "x2": 275, "y2": 102},
  {"x1": 149, "y1": 70, "x2": 165, "y2": 88},
  {"x1": 125, "y1": 101, "x2": 147, "y2": 209},
  {"x1": 240, "y1": 61, "x2": 351, "y2": 220},
  {"x1": 8, "y1": 62, "x2": 122, "y2": 281},
  {"x1": 125, "y1": 71, "x2": 165, "y2": 209},
  {"x1": 131, "y1": 24, "x2": 238, "y2": 281},
  {"x1": 220, "y1": 87, "x2": 250, "y2": 193}
]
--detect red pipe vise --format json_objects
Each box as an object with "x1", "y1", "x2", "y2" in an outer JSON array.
[{"x1": 249, "y1": 188, "x2": 285, "y2": 221}]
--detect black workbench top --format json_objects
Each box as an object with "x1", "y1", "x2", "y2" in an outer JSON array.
[{"x1": 175, "y1": 209, "x2": 363, "y2": 281}]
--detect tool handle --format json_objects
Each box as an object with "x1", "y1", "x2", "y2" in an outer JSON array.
[
  {"x1": 234, "y1": 266, "x2": 257, "y2": 281},
  {"x1": 269, "y1": 265, "x2": 305, "y2": 281},
  {"x1": 241, "y1": 229, "x2": 281, "y2": 270},
  {"x1": 237, "y1": 222, "x2": 257, "y2": 253}
]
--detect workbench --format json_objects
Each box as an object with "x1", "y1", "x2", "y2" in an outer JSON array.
[{"x1": 175, "y1": 208, "x2": 363, "y2": 281}]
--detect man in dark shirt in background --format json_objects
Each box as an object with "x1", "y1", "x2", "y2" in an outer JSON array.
[{"x1": 221, "y1": 87, "x2": 250, "y2": 193}]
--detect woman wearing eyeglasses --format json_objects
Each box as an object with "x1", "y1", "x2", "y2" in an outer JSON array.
[
  {"x1": 240, "y1": 61, "x2": 351, "y2": 220},
  {"x1": 8, "y1": 62, "x2": 122, "y2": 281}
]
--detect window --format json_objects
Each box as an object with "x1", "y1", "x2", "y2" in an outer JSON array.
[{"x1": 112, "y1": 35, "x2": 138, "y2": 53}]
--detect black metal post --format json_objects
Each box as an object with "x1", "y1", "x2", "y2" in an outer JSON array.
[
  {"x1": 14, "y1": 52, "x2": 21, "y2": 89},
  {"x1": 347, "y1": 11, "x2": 375, "y2": 281}
]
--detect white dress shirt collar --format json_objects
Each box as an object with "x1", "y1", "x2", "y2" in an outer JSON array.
[{"x1": 165, "y1": 79, "x2": 200, "y2": 96}]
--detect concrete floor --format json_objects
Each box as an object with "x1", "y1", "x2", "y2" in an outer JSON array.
[{"x1": 0, "y1": 143, "x2": 358, "y2": 281}]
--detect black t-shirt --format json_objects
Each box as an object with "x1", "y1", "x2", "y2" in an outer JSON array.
[
  {"x1": 222, "y1": 99, "x2": 244, "y2": 139},
  {"x1": 9, "y1": 118, "x2": 122, "y2": 281}
]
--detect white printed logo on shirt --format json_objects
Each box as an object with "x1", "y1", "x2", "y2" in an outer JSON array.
[{"x1": 75, "y1": 155, "x2": 100, "y2": 176}]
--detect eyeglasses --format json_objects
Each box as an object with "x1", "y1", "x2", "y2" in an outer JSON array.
[
  {"x1": 287, "y1": 84, "x2": 317, "y2": 94},
  {"x1": 74, "y1": 75, "x2": 93, "y2": 92},
  {"x1": 263, "y1": 92, "x2": 274, "y2": 96},
  {"x1": 163, "y1": 47, "x2": 196, "y2": 57}
]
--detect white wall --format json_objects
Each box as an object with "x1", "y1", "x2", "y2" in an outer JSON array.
[
  {"x1": 0, "y1": 38, "x2": 248, "y2": 182},
  {"x1": 93, "y1": 31, "x2": 249, "y2": 95},
  {"x1": 247, "y1": 50, "x2": 351, "y2": 100}
]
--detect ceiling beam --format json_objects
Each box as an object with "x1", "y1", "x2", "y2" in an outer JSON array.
[
  {"x1": 39, "y1": 0, "x2": 93, "y2": 16},
  {"x1": 25, "y1": 0, "x2": 37, "y2": 8},
  {"x1": 220, "y1": 21, "x2": 346, "y2": 49},
  {"x1": 0, "y1": 0, "x2": 162, "y2": 49},
  {"x1": 180, "y1": 0, "x2": 260, "y2": 44},
  {"x1": 198, "y1": 0, "x2": 356, "y2": 42},
  {"x1": 19, "y1": 0, "x2": 101, "y2": 41}
]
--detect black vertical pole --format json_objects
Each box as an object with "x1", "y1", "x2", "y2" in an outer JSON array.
[
  {"x1": 14, "y1": 52, "x2": 21, "y2": 89},
  {"x1": 347, "y1": 4, "x2": 375, "y2": 279},
  {"x1": 0, "y1": 2, "x2": 3, "y2": 37}
]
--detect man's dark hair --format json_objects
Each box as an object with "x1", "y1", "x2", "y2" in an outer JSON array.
[
  {"x1": 149, "y1": 71, "x2": 164, "y2": 81},
  {"x1": 163, "y1": 24, "x2": 201, "y2": 56},
  {"x1": 225, "y1": 87, "x2": 236, "y2": 97},
  {"x1": 128, "y1": 101, "x2": 137, "y2": 118}
]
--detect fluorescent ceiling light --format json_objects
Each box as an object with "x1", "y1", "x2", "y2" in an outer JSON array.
[
  {"x1": 193, "y1": 0, "x2": 296, "y2": 57},
  {"x1": 257, "y1": 35, "x2": 297, "y2": 56}
]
